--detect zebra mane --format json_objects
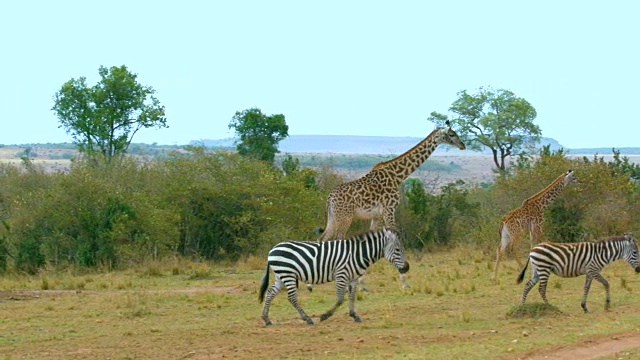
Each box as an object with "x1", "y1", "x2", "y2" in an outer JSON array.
[
  {"x1": 349, "y1": 228, "x2": 397, "y2": 243},
  {"x1": 596, "y1": 235, "x2": 635, "y2": 243}
]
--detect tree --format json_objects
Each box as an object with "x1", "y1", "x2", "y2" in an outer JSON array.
[
  {"x1": 428, "y1": 87, "x2": 540, "y2": 171},
  {"x1": 228, "y1": 108, "x2": 288, "y2": 163},
  {"x1": 52, "y1": 65, "x2": 167, "y2": 163}
]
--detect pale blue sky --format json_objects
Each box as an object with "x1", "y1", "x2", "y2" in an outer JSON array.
[{"x1": 1, "y1": 1, "x2": 638, "y2": 148}]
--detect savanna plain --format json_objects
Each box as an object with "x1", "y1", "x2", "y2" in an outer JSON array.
[
  {"x1": 1, "y1": 248, "x2": 640, "y2": 360},
  {"x1": 2, "y1": 147, "x2": 640, "y2": 359}
]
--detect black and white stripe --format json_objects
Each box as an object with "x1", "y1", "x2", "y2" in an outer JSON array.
[
  {"x1": 259, "y1": 228, "x2": 410, "y2": 325},
  {"x1": 517, "y1": 233, "x2": 640, "y2": 312}
]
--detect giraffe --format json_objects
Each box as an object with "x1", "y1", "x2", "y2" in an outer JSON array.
[
  {"x1": 493, "y1": 169, "x2": 580, "y2": 280},
  {"x1": 315, "y1": 121, "x2": 466, "y2": 290}
]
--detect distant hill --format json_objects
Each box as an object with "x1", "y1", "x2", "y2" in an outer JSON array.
[{"x1": 196, "y1": 135, "x2": 574, "y2": 155}]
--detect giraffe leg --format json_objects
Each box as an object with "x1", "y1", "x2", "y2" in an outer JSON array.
[
  {"x1": 321, "y1": 278, "x2": 347, "y2": 321},
  {"x1": 494, "y1": 245, "x2": 503, "y2": 280},
  {"x1": 400, "y1": 273, "x2": 410, "y2": 289},
  {"x1": 494, "y1": 225, "x2": 511, "y2": 280},
  {"x1": 357, "y1": 273, "x2": 369, "y2": 292},
  {"x1": 347, "y1": 280, "x2": 362, "y2": 322}
]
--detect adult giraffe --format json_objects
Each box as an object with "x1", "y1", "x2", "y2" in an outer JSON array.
[
  {"x1": 315, "y1": 121, "x2": 466, "y2": 290},
  {"x1": 494, "y1": 169, "x2": 580, "y2": 279}
]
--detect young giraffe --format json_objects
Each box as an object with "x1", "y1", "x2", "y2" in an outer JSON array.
[
  {"x1": 313, "y1": 122, "x2": 466, "y2": 290},
  {"x1": 494, "y1": 169, "x2": 580, "y2": 279}
]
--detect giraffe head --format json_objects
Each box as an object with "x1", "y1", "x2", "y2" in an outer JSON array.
[
  {"x1": 437, "y1": 120, "x2": 466, "y2": 150},
  {"x1": 562, "y1": 169, "x2": 580, "y2": 186}
]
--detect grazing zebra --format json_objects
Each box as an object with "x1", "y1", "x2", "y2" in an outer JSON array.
[
  {"x1": 517, "y1": 233, "x2": 640, "y2": 313},
  {"x1": 259, "y1": 228, "x2": 410, "y2": 325}
]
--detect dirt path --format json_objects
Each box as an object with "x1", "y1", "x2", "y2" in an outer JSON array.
[{"x1": 523, "y1": 331, "x2": 640, "y2": 360}]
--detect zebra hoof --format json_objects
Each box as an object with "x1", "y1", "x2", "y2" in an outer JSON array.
[
  {"x1": 306, "y1": 285, "x2": 313, "y2": 292},
  {"x1": 265, "y1": 320, "x2": 273, "y2": 326},
  {"x1": 305, "y1": 318, "x2": 314, "y2": 325},
  {"x1": 351, "y1": 315, "x2": 363, "y2": 323},
  {"x1": 320, "y1": 313, "x2": 331, "y2": 321}
]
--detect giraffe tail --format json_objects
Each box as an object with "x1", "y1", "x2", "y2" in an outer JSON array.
[
  {"x1": 259, "y1": 263, "x2": 270, "y2": 303},
  {"x1": 516, "y1": 256, "x2": 530, "y2": 284}
]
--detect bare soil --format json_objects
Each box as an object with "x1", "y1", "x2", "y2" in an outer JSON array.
[{"x1": 523, "y1": 331, "x2": 640, "y2": 360}]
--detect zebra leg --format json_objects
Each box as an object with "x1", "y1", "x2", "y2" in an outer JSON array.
[
  {"x1": 592, "y1": 273, "x2": 610, "y2": 311},
  {"x1": 537, "y1": 276, "x2": 550, "y2": 304},
  {"x1": 285, "y1": 282, "x2": 314, "y2": 325},
  {"x1": 261, "y1": 277, "x2": 283, "y2": 326},
  {"x1": 521, "y1": 276, "x2": 539, "y2": 304},
  {"x1": 321, "y1": 279, "x2": 347, "y2": 321},
  {"x1": 358, "y1": 273, "x2": 369, "y2": 292},
  {"x1": 581, "y1": 276, "x2": 593, "y2": 313},
  {"x1": 347, "y1": 280, "x2": 362, "y2": 322}
]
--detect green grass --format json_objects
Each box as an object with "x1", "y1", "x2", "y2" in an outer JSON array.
[{"x1": 0, "y1": 248, "x2": 639, "y2": 359}]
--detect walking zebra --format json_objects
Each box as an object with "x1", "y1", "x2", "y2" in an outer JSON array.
[
  {"x1": 517, "y1": 233, "x2": 640, "y2": 312},
  {"x1": 259, "y1": 228, "x2": 410, "y2": 325}
]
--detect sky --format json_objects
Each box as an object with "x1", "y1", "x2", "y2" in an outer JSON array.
[{"x1": 1, "y1": 1, "x2": 638, "y2": 149}]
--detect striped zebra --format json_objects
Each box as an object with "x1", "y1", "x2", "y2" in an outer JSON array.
[
  {"x1": 259, "y1": 228, "x2": 410, "y2": 325},
  {"x1": 517, "y1": 233, "x2": 640, "y2": 312}
]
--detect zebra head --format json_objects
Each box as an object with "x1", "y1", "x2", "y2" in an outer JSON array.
[
  {"x1": 622, "y1": 232, "x2": 640, "y2": 272},
  {"x1": 381, "y1": 228, "x2": 410, "y2": 274}
]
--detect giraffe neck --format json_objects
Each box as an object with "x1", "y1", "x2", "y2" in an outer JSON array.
[
  {"x1": 371, "y1": 129, "x2": 443, "y2": 181},
  {"x1": 528, "y1": 174, "x2": 567, "y2": 208}
]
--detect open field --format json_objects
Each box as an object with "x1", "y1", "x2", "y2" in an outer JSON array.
[{"x1": 1, "y1": 248, "x2": 640, "y2": 359}]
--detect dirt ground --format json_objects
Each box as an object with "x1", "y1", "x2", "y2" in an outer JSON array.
[{"x1": 523, "y1": 331, "x2": 640, "y2": 360}]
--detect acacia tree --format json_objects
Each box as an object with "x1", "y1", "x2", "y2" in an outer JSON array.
[
  {"x1": 52, "y1": 65, "x2": 167, "y2": 163},
  {"x1": 228, "y1": 108, "x2": 288, "y2": 163},
  {"x1": 428, "y1": 87, "x2": 540, "y2": 171}
]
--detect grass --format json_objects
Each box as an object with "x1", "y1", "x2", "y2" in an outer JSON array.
[{"x1": 1, "y1": 247, "x2": 639, "y2": 359}]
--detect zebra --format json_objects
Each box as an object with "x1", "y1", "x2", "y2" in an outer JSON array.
[
  {"x1": 259, "y1": 227, "x2": 410, "y2": 325},
  {"x1": 517, "y1": 233, "x2": 640, "y2": 313}
]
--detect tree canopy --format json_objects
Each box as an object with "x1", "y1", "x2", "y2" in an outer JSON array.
[
  {"x1": 228, "y1": 108, "x2": 288, "y2": 163},
  {"x1": 428, "y1": 87, "x2": 540, "y2": 171},
  {"x1": 52, "y1": 65, "x2": 167, "y2": 163}
]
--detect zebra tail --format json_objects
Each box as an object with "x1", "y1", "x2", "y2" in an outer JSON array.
[
  {"x1": 259, "y1": 263, "x2": 270, "y2": 303},
  {"x1": 516, "y1": 256, "x2": 530, "y2": 284}
]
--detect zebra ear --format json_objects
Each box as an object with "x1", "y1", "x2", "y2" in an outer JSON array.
[{"x1": 445, "y1": 120, "x2": 451, "y2": 128}]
